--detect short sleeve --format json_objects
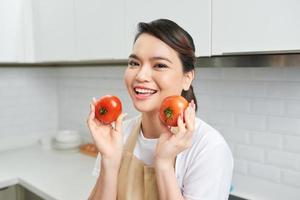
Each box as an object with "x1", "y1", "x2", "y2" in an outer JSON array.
[
  {"x1": 183, "y1": 144, "x2": 234, "y2": 200},
  {"x1": 92, "y1": 153, "x2": 101, "y2": 177}
]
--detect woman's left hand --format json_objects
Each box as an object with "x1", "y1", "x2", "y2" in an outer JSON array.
[{"x1": 154, "y1": 100, "x2": 196, "y2": 170}]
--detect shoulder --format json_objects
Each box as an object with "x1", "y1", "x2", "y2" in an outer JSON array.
[
  {"x1": 179, "y1": 117, "x2": 233, "y2": 166},
  {"x1": 192, "y1": 117, "x2": 230, "y2": 150}
]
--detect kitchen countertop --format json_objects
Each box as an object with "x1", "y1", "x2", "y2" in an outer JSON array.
[{"x1": 0, "y1": 145, "x2": 97, "y2": 200}]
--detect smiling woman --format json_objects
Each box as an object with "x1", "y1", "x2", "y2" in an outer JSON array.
[{"x1": 87, "y1": 19, "x2": 234, "y2": 200}]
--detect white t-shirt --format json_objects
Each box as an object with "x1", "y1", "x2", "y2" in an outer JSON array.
[{"x1": 92, "y1": 115, "x2": 234, "y2": 200}]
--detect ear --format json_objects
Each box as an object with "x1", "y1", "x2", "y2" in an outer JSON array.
[{"x1": 182, "y1": 70, "x2": 195, "y2": 91}]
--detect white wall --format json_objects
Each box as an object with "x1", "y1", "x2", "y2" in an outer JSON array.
[
  {"x1": 0, "y1": 66, "x2": 299, "y2": 199},
  {"x1": 194, "y1": 67, "x2": 300, "y2": 199},
  {"x1": 0, "y1": 67, "x2": 58, "y2": 150},
  {"x1": 56, "y1": 66, "x2": 139, "y2": 136}
]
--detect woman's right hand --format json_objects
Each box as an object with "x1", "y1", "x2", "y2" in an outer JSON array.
[{"x1": 87, "y1": 98, "x2": 127, "y2": 169}]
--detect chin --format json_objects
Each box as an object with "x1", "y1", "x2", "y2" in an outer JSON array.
[{"x1": 132, "y1": 100, "x2": 159, "y2": 114}]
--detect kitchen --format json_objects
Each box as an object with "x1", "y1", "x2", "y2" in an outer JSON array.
[{"x1": 1, "y1": 0, "x2": 300, "y2": 200}]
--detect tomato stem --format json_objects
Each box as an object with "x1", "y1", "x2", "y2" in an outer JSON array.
[
  {"x1": 99, "y1": 107, "x2": 108, "y2": 115},
  {"x1": 164, "y1": 107, "x2": 173, "y2": 119}
]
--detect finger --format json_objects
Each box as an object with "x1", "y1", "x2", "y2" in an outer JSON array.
[
  {"x1": 92, "y1": 97, "x2": 97, "y2": 106},
  {"x1": 185, "y1": 104, "x2": 195, "y2": 133},
  {"x1": 89, "y1": 103, "x2": 95, "y2": 120},
  {"x1": 115, "y1": 113, "x2": 128, "y2": 133},
  {"x1": 191, "y1": 100, "x2": 195, "y2": 109},
  {"x1": 176, "y1": 112, "x2": 186, "y2": 139},
  {"x1": 159, "y1": 131, "x2": 172, "y2": 142},
  {"x1": 87, "y1": 112, "x2": 97, "y2": 131},
  {"x1": 89, "y1": 101, "x2": 104, "y2": 127}
]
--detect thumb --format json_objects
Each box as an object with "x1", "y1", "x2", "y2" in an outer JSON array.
[{"x1": 159, "y1": 131, "x2": 172, "y2": 142}]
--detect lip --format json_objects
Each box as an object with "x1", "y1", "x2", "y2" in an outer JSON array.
[
  {"x1": 133, "y1": 85, "x2": 158, "y2": 100},
  {"x1": 133, "y1": 85, "x2": 156, "y2": 90}
]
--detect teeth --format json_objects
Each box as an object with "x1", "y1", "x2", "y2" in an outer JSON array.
[{"x1": 134, "y1": 88, "x2": 156, "y2": 94}]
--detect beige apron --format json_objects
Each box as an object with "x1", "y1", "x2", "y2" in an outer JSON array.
[{"x1": 117, "y1": 118, "x2": 159, "y2": 200}]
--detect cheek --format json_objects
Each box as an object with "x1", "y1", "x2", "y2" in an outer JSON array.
[
  {"x1": 124, "y1": 69, "x2": 133, "y2": 90},
  {"x1": 157, "y1": 72, "x2": 183, "y2": 92}
]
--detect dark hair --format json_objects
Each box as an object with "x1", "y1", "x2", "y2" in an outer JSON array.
[{"x1": 134, "y1": 19, "x2": 198, "y2": 111}]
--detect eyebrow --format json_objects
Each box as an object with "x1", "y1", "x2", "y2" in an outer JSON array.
[{"x1": 128, "y1": 54, "x2": 173, "y2": 64}]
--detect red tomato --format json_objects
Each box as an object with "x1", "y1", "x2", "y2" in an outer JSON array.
[
  {"x1": 159, "y1": 95, "x2": 189, "y2": 127},
  {"x1": 95, "y1": 95, "x2": 122, "y2": 124}
]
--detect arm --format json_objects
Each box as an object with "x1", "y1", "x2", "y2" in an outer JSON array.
[
  {"x1": 155, "y1": 163, "x2": 184, "y2": 200},
  {"x1": 155, "y1": 101, "x2": 196, "y2": 200},
  {"x1": 88, "y1": 159, "x2": 119, "y2": 200},
  {"x1": 87, "y1": 98, "x2": 126, "y2": 200}
]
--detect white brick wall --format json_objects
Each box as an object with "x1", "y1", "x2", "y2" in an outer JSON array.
[
  {"x1": 195, "y1": 67, "x2": 300, "y2": 200},
  {"x1": 1, "y1": 65, "x2": 300, "y2": 199},
  {"x1": 248, "y1": 162, "x2": 281, "y2": 183},
  {"x1": 0, "y1": 67, "x2": 58, "y2": 135},
  {"x1": 0, "y1": 67, "x2": 58, "y2": 150},
  {"x1": 56, "y1": 66, "x2": 139, "y2": 138}
]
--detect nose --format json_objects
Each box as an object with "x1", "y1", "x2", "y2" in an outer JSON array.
[{"x1": 136, "y1": 65, "x2": 151, "y2": 82}]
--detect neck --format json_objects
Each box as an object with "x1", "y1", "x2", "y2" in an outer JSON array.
[{"x1": 141, "y1": 112, "x2": 163, "y2": 139}]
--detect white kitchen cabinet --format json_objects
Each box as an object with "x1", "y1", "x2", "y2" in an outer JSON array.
[
  {"x1": 74, "y1": 0, "x2": 126, "y2": 60},
  {"x1": 212, "y1": 0, "x2": 300, "y2": 55},
  {"x1": 124, "y1": 0, "x2": 211, "y2": 57},
  {"x1": 0, "y1": 185, "x2": 43, "y2": 200},
  {"x1": 32, "y1": 0, "x2": 76, "y2": 61},
  {"x1": 0, "y1": 0, "x2": 34, "y2": 62}
]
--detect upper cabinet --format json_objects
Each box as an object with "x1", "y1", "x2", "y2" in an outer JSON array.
[
  {"x1": 0, "y1": 0, "x2": 34, "y2": 62},
  {"x1": 32, "y1": 0, "x2": 76, "y2": 61},
  {"x1": 32, "y1": 0, "x2": 126, "y2": 61},
  {"x1": 74, "y1": 0, "x2": 126, "y2": 60},
  {"x1": 212, "y1": 0, "x2": 300, "y2": 55},
  {"x1": 124, "y1": 0, "x2": 211, "y2": 57},
  {"x1": 32, "y1": 0, "x2": 210, "y2": 61},
  {"x1": 2, "y1": 0, "x2": 300, "y2": 62}
]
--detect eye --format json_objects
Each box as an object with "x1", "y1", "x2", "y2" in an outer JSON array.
[
  {"x1": 128, "y1": 60, "x2": 140, "y2": 67},
  {"x1": 154, "y1": 63, "x2": 168, "y2": 69}
]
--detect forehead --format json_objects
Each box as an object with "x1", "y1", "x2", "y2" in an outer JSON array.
[{"x1": 132, "y1": 33, "x2": 180, "y2": 62}]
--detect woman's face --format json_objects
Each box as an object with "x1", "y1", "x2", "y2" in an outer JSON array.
[{"x1": 124, "y1": 33, "x2": 193, "y2": 113}]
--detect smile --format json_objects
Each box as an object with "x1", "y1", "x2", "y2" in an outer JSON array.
[{"x1": 133, "y1": 87, "x2": 158, "y2": 99}]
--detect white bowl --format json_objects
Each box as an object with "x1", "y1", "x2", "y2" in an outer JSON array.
[
  {"x1": 55, "y1": 130, "x2": 81, "y2": 143},
  {"x1": 53, "y1": 140, "x2": 82, "y2": 150}
]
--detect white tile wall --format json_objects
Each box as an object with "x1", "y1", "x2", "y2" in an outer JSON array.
[
  {"x1": 1, "y1": 65, "x2": 300, "y2": 199},
  {"x1": 56, "y1": 66, "x2": 139, "y2": 139},
  {"x1": 194, "y1": 67, "x2": 300, "y2": 200},
  {"x1": 0, "y1": 67, "x2": 58, "y2": 150}
]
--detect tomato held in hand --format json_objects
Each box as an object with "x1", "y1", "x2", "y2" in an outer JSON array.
[
  {"x1": 159, "y1": 95, "x2": 189, "y2": 127},
  {"x1": 95, "y1": 95, "x2": 122, "y2": 124}
]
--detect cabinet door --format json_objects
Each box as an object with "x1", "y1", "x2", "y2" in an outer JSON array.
[
  {"x1": 0, "y1": 0, "x2": 24, "y2": 62},
  {"x1": 0, "y1": 186, "x2": 17, "y2": 200},
  {"x1": 212, "y1": 0, "x2": 300, "y2": 55},
  {"x1": 125, "y1": 0, "x2": 211, "y2": 57},
  {"x1": 74, "y1": 0, "x2": 126, "y2": 60},
  {"x1": 32, "y1": 0, "x2": 76, "y2": 61}
]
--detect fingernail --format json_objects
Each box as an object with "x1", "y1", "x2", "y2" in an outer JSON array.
[{"x1": 92, "y1": 97, "x2": 96, "y2": 102}]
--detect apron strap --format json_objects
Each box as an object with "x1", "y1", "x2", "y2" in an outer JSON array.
[{"x1": 124, "y1": 117, "x2": 142, "y2": 153}]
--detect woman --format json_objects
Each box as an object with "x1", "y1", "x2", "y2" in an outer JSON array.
[{"x1": 88, "y1": 19, "x2": 233, "y2": 200}]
